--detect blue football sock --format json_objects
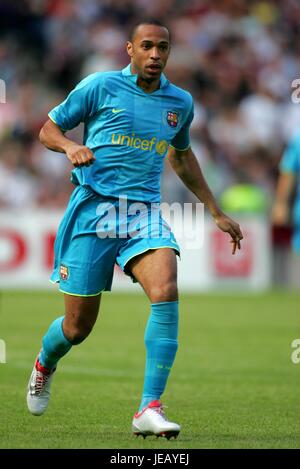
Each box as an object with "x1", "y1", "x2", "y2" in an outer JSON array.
[
  {"x1": 38, "y1": 316, "x2": 72, "y2": 370},
  {"x1": 139, "y1": 301, "x2": 178, "y2": 412}
]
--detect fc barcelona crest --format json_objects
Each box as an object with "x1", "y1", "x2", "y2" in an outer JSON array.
[
  {"x1": 60, "y1": 265, "x2": 69, "y2": 281},
  {"x1": 166, "y1": 111, "x2": 178, "y2": 128}
]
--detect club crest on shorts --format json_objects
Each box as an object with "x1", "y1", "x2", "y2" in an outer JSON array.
[
  {"x1": 166, "y1": 111, "x2": 179, "y2": 128},
  {"x1": 60, "y1": 265, "x2": 69, "y2": 281}
]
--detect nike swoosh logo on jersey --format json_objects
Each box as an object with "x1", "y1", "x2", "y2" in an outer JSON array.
[{"x1": 112, "y1": 108, "x2": 126, "y2": 113}]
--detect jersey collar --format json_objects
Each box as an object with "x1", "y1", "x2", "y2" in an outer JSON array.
[{"x1": 122, "y1": 63, "x2": 169, "y2": 89}]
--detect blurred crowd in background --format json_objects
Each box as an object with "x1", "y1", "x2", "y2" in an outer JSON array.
[{"x1": 0, "y1": 0, "x2": 300, "y2": 210}]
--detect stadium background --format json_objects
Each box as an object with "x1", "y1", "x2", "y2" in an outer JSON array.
[{"x1": 0, "y1": 0, "x2": 300, "y2": 449}]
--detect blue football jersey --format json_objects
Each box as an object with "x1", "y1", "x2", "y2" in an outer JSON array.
[
  {"x1": 280, "y1": 132, "x2": 300, "y2": 225},
  {"x1": 49, "y1": 64, "x2": 194, "y2": 202}
]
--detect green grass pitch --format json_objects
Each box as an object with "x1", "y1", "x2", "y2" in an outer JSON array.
[{"x1": 0, "y1": 290, "x2": 300, "y2": 449}]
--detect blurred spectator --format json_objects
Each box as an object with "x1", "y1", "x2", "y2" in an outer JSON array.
[
  {"x1": 0, "y1": 0, "x2": 299, "y2": 208},
  {"x1": 272, "y1": 131, "x2": 300, "y2": 287}
]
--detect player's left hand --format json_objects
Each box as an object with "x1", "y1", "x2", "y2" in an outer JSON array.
[{"x1": 214, "y1": 214, "x2": 243, "y2": 255}]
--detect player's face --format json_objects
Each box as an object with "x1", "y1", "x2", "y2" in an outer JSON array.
[{"x1": 127, "y1": 25, "x2": 170, "y2": 81}]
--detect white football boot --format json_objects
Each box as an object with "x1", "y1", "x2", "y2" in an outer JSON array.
[
  {"x1": 27, "y1": 359, "x2": 56, "y2": 416},
  {"x1": 132, "y1": 400, "x2": 180, "y2": 439}
]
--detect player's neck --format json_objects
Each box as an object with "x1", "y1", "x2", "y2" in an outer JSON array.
[
  {"x1": 136, "y1": 76, "x2": 161, "y2": 93},
  {"x1": 130, "y1": 64, "x2": 161, "y2": 93}
]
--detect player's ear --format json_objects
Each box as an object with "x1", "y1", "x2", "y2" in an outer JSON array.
[{"x1": 126, "y1": 41, "x2": 133, "y2": 58}]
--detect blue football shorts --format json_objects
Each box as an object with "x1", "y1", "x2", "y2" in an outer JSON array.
[
  {"x1": 292, "y1": 228, "x2": 300, "y2": 253},
  {"x1": 50, "y1": 186, "x2": 180, "y2": 296},
  {"x1": 292, "y1": 204, "x2": 300, "y2": 254}
]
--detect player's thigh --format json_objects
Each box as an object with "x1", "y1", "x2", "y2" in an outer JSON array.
[
  {"x1": 127, "y1": 248, "x2": 178, "y2": 302},
  {"x1": 63, "y1": 293, "x2": 101, "y2": 336}
]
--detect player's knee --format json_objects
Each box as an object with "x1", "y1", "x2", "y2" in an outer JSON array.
[
  {"x1": 63, "y1": 320, "x2": 93, "y2": 345},
  {"x1": 149, "y1": 280, "x2": 178, "y2": 303}
]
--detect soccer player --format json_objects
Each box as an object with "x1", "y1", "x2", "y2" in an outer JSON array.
[
  {"x1": 27, "y1": 19, "x2": 243, "y2": 439},
  {"x1": 272, "y1": 132, "x2": 300, "y2": 278}
]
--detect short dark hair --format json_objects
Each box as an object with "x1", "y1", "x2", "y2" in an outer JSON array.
[{"x1": 128, "y1": 19, "x2": 170, "y2": 42}]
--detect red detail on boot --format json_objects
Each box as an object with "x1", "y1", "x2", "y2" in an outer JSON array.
[
  {"x1": 35, "y1": 359, "x2": 52, "y2": 376},
  {"x1": 134, "y1": 400, "x2": 162, "y2": 418}
]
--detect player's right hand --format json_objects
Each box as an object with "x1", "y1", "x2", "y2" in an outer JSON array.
[{"x1": 64, "y1": 143, "x2": 96, "y2": 167}]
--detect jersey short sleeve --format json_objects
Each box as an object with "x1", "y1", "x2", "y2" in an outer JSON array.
[
  {"x1": 280, "y1": 134, "x2": 300, "y2": 174},
  {"x1": 170, "y1": 98, "x2": 194, "y2": 151},
  {"x1": 48, "y1": 73, "x2": 102, "y2": 131}
]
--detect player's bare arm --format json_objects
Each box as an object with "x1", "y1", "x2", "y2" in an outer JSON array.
[
  {"x1": 168, "y1": 145, "x2": 243, "y2": 254},
  {"x1": 39, "y1": 119, "x2": 96, "y2": 167},
  {"x1": 272, "y1": 172, "x2": 296, "y2": 225}
]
